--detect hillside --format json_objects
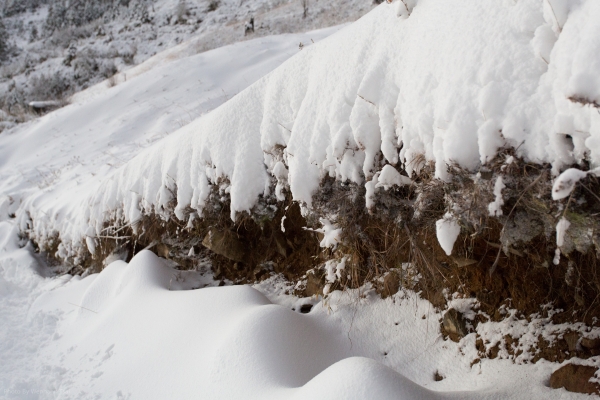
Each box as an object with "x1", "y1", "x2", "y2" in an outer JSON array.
[
  {"x1": 1, "y1": 0, "x2": 600, "y2": 398},
  {"x1": 0, "y1": 0, "x2": 376, "y2": 130}
]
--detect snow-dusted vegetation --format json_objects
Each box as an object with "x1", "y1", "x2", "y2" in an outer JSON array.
[
  {"x1": 2, "y1": 0, "x2": 600, "y2": 398},
  {"x1": 0, "y1": 0, "x2": 376, "y2": 130}
]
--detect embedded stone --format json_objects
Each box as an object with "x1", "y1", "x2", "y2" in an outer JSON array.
[
  {"x1": 442, "y1": 309, "x2": 469, "y2": 342},
  {"x1": 202, "y1": 230, "x2": 246, "y2": 262},
  {"x1": 550, "y1": 364, "x2": 599, "y2": 395}
]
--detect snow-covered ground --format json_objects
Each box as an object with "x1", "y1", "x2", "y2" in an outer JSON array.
[
  {"x1": 0, "y1": 221, "x2": 591, "y2": 399},
  {"x1": 0, "y1": 25, "x2": 340, "y2": 254}
]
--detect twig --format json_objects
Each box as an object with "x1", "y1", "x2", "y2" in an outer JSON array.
[
  {"x1": 277, "y1": 122, "x2": 292, "y2": 133},
  {"x1": 545, "y1": 0, "x2": 562, "y2": 33},
  {"x1": 357, "y1": 94, "x2": 376, "y2": 106},
  {"x1": 68, "y1": 302, "x2": 98, "y2": 314},
  {"x1": 95, "y1": 235, "x2": 132, "y2": 240}
]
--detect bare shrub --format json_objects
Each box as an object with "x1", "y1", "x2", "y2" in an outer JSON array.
[
  {"x1": 175, "y1": 0, "x2": 189, "y2": 24},
  {"x1": 48, "y1": 24, "x2": 96, "y2": 49},
  {"x1": 100, "y1": 60, "x2": 118, "y2": 79},
  {"x1": 207, "y1": 0, "x2": 220, "y2": 12},
  {"x1": 0, "y1": 19, "x2": 9, "y2": 63},
  {"x1": 28, "y1": 72, "x2": 71, "y2": 101}
]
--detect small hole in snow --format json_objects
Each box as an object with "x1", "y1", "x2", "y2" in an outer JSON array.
[{"x1": 300, "y1": 304, "x2": 313, "y2": 314}]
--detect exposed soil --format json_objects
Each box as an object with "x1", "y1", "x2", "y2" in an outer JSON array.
[{"x1": 29, "y1": 152, "x2": 600, "y2": 364}]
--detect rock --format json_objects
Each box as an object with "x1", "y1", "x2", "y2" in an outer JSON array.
[
  {"x1": 442, "y1": 309, "x2": 469, "y2": 342},
  {"x1": 550, "y1": 364, "x2": 599, "y2": 394},
  {"x1": 563, "y1": 331, "x2": 580, "y2": 353},
  {"x1": 581, "y1": 336, "x2": 600, "y2": 356},
  {"x1": 252, "y1": 265, "x2": 270, "y2": 281},
  {"x1": 155, "y1": 243, "x2": 170, "y2": 259},
  {"x1": 380, "y1": 271, "x2": 400, "y2": 298},
  {"x1": 273, "y1": 231, "x2": 290, "y2": 257},
  {"x1": 581, "y1": 337, "x2": 600, "y2": 350},
  {"x1": 201, "y1": 230, "x2": 246, "y2": 262}
]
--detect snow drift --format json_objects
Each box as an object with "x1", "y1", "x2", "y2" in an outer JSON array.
[
  {"x1": 12, "y1": 0, "x2": 600, "y2": 258},
  {"x1": 1, "y1": 240, "x2": 571, "y2": 400}
]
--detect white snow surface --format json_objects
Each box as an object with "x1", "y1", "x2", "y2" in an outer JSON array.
[
  {"x1": 488, "y1": 176, "x2": 506, "y2": 216},
  {"x1": 551, "y1": 167, "x2": 600, "y2": 200},
  {"x1": 3, "y1": 3, "x2": 600, "y2": 399},
  {"x1": 0, "y1": 26, "x2": 340, "y2": 258},
  {"x1": 436, "y1": 214, "x2": 461, "y2": 257},
  {"x1": 0, "y1": 221, "x2": 594, "y2": 399},
  {"x1": 7, "y1": 0, "x2": 600, "y2": 257}
]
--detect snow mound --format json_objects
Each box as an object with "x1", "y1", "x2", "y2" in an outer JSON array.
[
  {"x1": 0, "y1": 223, "x2": 589, "y2": 399},
  {"x1": 291, "y1": 357, "x2": 442, "y2": 400},
  {"x1": 29, "y1": 250, "x2": 445, "y2": 399}
]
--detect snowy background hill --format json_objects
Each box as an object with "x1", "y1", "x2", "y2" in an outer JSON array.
[{"x1": 0, "y1": 0, "x2": 376, "y2": 131}]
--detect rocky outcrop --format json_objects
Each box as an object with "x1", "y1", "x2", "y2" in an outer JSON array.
[
  {"x1": 442, "y1": 309, "x2": 469, "y2": 342},
  {"x1": 550, "y1": 363, "x2": 599, "y2": 395},
  {"x1": 202, "y1": 230, "x2": 246, "y2": 262}
]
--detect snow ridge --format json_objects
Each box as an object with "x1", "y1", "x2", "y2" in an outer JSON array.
[{"x1": 16, "y1": 0, "x2": 600, "y2": 259}]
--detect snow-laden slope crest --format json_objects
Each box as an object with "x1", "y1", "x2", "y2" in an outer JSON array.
[{"x1": 20, "y1": 0, "x2": 600, "y2": 256}]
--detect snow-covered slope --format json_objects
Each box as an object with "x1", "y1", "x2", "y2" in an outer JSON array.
[
  {"x1": 0, "y1": 222, "x2": 590, "y2": 399},
  {"x1": 19, "y1": 0, "x2": 600, "y2": 257},
  {"x1": 0, "y1": 26, "x2": 340, "y2": 254},
  {"x1": 0, "y1": 0, "x2": 375, "y2": 129}
]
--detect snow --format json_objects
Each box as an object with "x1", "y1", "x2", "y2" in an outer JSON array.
[
  {"x1": 488, "y1": 176, "x2": 506, "y2": 217},
  {"x1": 1, "y1": 0, "x2": 376, "y2": 123},
  {"x1": 323, "y1": 258, "x2": 346, "y2": 295},
  {"x1": 376, "y1": 164, "x2": 412, "y2": 190},
  {"x1": 317, "y1": 218, "x2": 342, "y2": 250},
  {"x1": 552, "y1": 167, "x2": 600, "y2": 200},
  {"x1": 436, "y1": 214, "x2": 461, "y2": 256},
  {"x1": 0, "y1": 221, "x2": 594, "y2": 399},
  {"x1": 27, "y1": 101, "x2": 62, "y2": 109},
  {"x1": 1, "y1": 3, "x2": 600, "y2": 397},
  {"x1": 8, "y1": 0, "x2": 600, "y2": 257},
  {"x1": 553, "y1": 216, "x2": 571, "y2": 265},
  {"x1": 0, "y1": 25, "x2": 341, "y2": 257}
]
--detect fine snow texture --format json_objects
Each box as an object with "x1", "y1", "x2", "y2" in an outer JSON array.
[
  {"x1": 0, "y1": 223, "x2": 594, "y2": 399},
  {"x1": 15, "y1": 0, "x2": 600, "y2": 257}
]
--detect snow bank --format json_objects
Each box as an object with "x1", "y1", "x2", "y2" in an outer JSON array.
[
  {"x1": 0, "y1": 223, "x2": 590, "y2": 399},
  {"x1": 0, "y1": 27, "x2": 340, "y2": 258},
  {"x1": 27, "y1": 249, "x2": 443, "y2": 399},
  {"x1": 13, "y1": 1, "x2": 600, "y2": 256}
]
